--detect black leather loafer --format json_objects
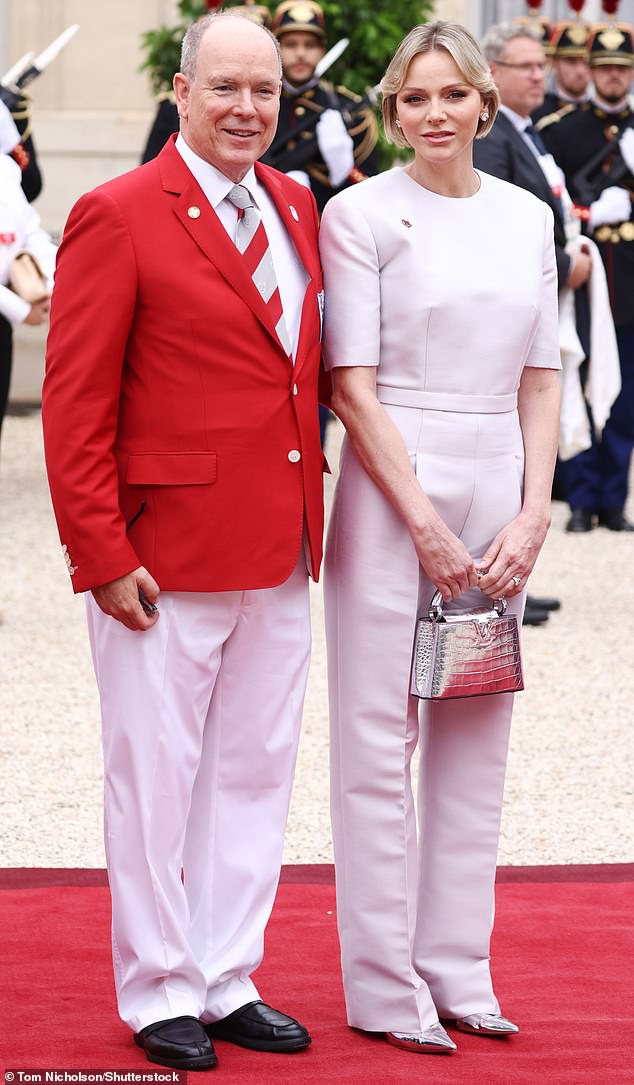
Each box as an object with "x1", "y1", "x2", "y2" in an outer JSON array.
[
  {"x1": 134, "y1": 1015, "x2": 218, "y2": 1070},
  {"x1": 205, "y1": 1000, "x2": 311, "y2": 1052},
  {"x1": 526, "y1": 594, "x2": 561, "y2": 612},
  {"x1": 565, "y1": 507, "x2": 593, "y2": 533},
  {"x1": 597, "y1": 509, "x2": 634, "y2": 532}
]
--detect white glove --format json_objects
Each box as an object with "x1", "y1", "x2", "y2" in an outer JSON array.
[
  {"x1": 588, "y1": 185, "x2": 632, "y2": 229},
  {"x1": 618, "y1": 127, "x2": 634, "y2": 174},
  {"x1": 315, "y1": 109, "x2": 355, "y2": 187},
  {"x1": 286, "y1": 169, "x2": 311, "y2": 189}
]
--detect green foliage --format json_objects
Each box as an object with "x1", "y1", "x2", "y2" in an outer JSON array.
[
  {"x1": 312, "y1": 0, "x2": 432, "y2": 97},
  {"x1": 140, "y1": 0, "x2": 208, "y2": 96},
  {"x1": 140, "y1": 0, "x2": 432, "y2": 96}
]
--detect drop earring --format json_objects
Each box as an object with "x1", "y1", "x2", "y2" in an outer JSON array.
[{"x1": 395, "y1": 119, "x2": 402, "y2": 128}]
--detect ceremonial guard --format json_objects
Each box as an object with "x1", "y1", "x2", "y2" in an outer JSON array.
[
  {"x1": 542, "y1": 22, "x2": 634, "y2": 531},
  {"x1": 267, "y1": 0, "x2": 378, "y2": 214},
  {"x1": 0, "y1": 90, "x2": 41, "y2": 202},
  {"x1": 533, "y1": 18, "x2": 592, "y2": 125}
]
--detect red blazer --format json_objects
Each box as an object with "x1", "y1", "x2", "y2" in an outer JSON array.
[{"x1": 42, "y1": 138, "x2": 326, "y2": 594}]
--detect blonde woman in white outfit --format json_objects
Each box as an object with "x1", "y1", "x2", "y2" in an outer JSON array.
[{"x1": 319, "y1": 21, "x2": 561, "y2": 1056}]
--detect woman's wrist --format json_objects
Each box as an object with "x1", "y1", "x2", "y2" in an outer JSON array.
[{"x1": 518, "y1": 503, "x2": 552, "y2": 531}]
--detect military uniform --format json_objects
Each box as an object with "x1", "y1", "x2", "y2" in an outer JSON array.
[
  {"x1": 533, "y1": 95, "x2": 580, "y2": 126},
  {"x1": 270, "y1": 78, "x2": 378, "y2": 213},
  {"x1": 267, "y1": 0, "x2": 378, "y2": 214},
  {"x1": 541, "y1": 24, "x2": 634, "y2": 528},
  {"x1": 0, "y1": 90, "x2": 43, "y2": 448},
  {"x1": 532, "y1": 20, "x2": 591, "y2": 126}
]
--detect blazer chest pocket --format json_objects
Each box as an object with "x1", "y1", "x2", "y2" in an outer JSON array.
[{"x1": 126, "y1": 451, "x2": 217, "y2": 486}]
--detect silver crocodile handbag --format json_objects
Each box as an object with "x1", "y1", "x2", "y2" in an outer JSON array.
[{"x1": 410, "y1": 590, "x2": 524, "y2": 700}]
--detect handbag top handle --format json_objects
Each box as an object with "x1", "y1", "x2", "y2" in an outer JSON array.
[{"x1": 428, "y1": 590, "x2": 507, "y2": 622}]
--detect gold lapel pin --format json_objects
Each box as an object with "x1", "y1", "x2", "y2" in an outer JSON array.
[
  {"x1": 187, "y1": 206, "x2": 201, "y2": 219},
  {"x1": 402, "y1": 219, "x2": 412, "y2": 228}
]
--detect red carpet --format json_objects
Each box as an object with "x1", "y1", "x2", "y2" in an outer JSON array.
[{"x1": 2, "y1": 866, "x2": 633, "y2": 1084}]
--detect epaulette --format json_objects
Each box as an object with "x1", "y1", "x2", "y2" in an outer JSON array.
[
  {"x1": 335, "y1": 84, "x2": 364, "y2": 104},
  {"x1": 534, "y1": 103, "x2": 576, "y2": 132}
]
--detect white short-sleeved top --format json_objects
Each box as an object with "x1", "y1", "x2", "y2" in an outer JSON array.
[{"x1": 319, "y1": 167, "x2": 561, "y2": 398}]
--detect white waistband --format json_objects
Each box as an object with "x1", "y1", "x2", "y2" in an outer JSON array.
[{"x1": 376, "y1": 385, "x2": 518, "y2": 414}]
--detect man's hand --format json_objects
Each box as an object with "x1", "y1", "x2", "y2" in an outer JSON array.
[
  {"x1": 588, "y1": 185, "x2": 632, "y2": 230},
  {"x1": 24, "y1": 296, "x2": 51, "y2": 326},
  {"x1": 92, "y1": 566, "x2": 160, "y2": 631},
  {"x1": 566, "y1": 248, "x2": 592, "y2": 289},
  {"x1": 315, "y1": 109, "x2": 355, "y2": 187}
]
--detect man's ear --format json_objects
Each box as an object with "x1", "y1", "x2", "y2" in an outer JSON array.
[{"x1": 173, "y1": 73, "x2": 190, "y2": 119}]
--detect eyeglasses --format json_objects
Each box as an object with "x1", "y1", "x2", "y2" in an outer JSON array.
[{"x1": 495, "y1": 61, "x2": 547, "y2": 74}]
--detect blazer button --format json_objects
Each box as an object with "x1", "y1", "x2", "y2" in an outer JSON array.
[{"x1": 288, "y1": 449, "x2": 301, "y2": 463}]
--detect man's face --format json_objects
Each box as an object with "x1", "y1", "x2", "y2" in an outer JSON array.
[
  {"x1": 553, "y1": 56, "x2": 591, "y2": 98},
  {"x1": 174, "y1": 20, "x2": 282, "y2": 182},
  {"x1": 279, "y1": 31, "x2": 325, "y2": 87},
  {"x1": 490, "y1": 36, "x2": 546, "y2": 117},
  {"x1": 592, "y1": 63, "x2": 634, "y2": 104}
]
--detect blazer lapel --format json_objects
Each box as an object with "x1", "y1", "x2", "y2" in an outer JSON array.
[
  {"x1": 158, "y1": 140, "x2": 288, "y2": 351},
  {"x1": 502, "y1": 114, "x2": 564, "y2": 222},
  {"x1": 256, "y1": 162, "x2": 319, "y2": 284}
]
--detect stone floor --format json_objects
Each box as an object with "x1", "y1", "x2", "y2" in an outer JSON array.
[{"x1": 0, "y1": 409, "x2": 632, "y2": 868}]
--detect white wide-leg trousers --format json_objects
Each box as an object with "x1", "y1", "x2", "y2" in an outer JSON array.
[
  {"x1": 326, "y1": 405, "x2": 525, "y2": 1033},
  {"x1": 86, "y1": 558, "x2": 310, "y2": 1033}
]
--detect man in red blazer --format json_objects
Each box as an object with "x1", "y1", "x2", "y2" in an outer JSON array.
[{"x1": 43, "y1": 12, "x2": 325, "y2": 1071}]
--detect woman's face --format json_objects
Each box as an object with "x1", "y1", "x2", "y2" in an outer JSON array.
[{"x1": 395, "y1": 48, "x2": 483, "y2": 168}]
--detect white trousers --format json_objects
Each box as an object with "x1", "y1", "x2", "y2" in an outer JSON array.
[
  {"x1": 86, "y1": 558, "x2": 310, "y2": 1033},
  {"x1": 326, "y1": 406, "x2": 525, "y2": 1033}
]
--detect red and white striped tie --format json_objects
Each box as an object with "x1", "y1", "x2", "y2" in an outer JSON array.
[{"x1": 227, "y1": 184, "x2": 291, "y2": 355}]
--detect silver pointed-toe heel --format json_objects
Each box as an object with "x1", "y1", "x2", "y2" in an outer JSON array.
[
  {"x1": 454, "y1": 1012, "x2": 519, "y2": 1036},
  {"x1": 386, "y1": 1022, "x2": 457, "y2": 1054}
]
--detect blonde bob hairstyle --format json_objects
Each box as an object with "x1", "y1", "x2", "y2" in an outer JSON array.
[{"x1": 381, "y1": 21, "x2": 500, "y2": 148}]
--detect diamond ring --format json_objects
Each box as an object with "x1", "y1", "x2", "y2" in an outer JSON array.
[{"x1": 510, "y1": 575, "x2": 522, "y2": 588}]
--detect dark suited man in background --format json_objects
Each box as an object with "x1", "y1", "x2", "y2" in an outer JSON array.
[
  {"x1": 473, "y1": 22, "x2": 589, "y2": 625},
  {"x1": 43, "y1": 12, "x2": 325, "y2": 1071},
  {"x1": 475, "y1": 23, "x2": 591, "y2": 294},
  {"x1": 541, "y1": 24, "x2": 634, "y2": 533}
]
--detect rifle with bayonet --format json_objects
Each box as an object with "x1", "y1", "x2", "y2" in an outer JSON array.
[
  {"x1": 0, "y1": 25, "x2": 79, "y2": 112},
  {"x1": 261, "y1": 83, "x2": 380, "y2": 172},
  {"x1": 571, "y1": 117, "x2": 634, "y2": 207},
  {"x1": 260, "y1": 35, "x2": 379, "y2": 173}
]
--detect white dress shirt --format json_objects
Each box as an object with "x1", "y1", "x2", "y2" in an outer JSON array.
[{"x1": 175, "y1": 134, "x2": 308, "y2": 358}]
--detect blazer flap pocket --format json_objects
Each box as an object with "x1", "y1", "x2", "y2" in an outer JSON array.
[{"x1": 126, "y1": 452, "x2": 217, "y2": 485}]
